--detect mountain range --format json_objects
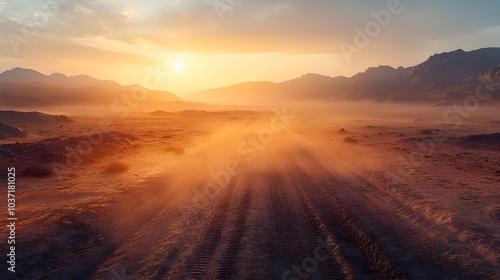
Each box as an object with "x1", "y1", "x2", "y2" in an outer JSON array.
[
  {"x1": 188, "y1": 48, "x2": 500, "y2": 105},
  {"x1": 1, "y1": 48, "x2": 499, "y2": 109},
  {"x1": 0, "y1": 68, "x2": 121, "y2": 88},
  {"x1": 0, "y1": 68, "x2": 182, "y2": 110}
]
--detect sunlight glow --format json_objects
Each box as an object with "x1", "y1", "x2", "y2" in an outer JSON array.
[{"x1": 173, "y1": 61, "x2": 185, "y2": 72}]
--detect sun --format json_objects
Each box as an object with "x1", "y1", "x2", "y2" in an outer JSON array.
[{"x1": 172, "y1": 61, "x2": 185, "y2": 72}]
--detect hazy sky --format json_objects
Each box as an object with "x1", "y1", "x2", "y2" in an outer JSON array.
[{"x1": 1, "y1": 0, "x2": 499, "y2": 95}]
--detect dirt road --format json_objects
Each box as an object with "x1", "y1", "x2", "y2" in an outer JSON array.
[{"x1": 3, "y1": 116, "x2": 498, "y2": 280}]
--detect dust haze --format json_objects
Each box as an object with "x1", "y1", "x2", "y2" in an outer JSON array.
[{"x1": 1, "y1": 100, "x2": 498, "y2": 279}]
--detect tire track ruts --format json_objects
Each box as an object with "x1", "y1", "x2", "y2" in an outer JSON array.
[
  {"x1": 184, "y1": 175, "x2": 242, "y2": 279},
  {"x1": 268, "y1": 172, "x2": 303, "y2": 278},
  {"x1": 290, "y1": 156, "x2": 406, "y2": 279},
  {"x1": 214, "y1": 187, "x2": 252, "y2": 279},
  {"x1": 287, "y1": 170, "x2": 355, "y2": 280},
  {"x1": 295, "y1": 152, "x2": 467, "y2": 279}
]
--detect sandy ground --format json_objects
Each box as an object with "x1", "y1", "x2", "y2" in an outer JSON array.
[{"x1": 0, "y1": 105, "x2": 498, "y2": 280}]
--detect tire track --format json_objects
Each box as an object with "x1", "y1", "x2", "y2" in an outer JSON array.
[
  {"x1": 214, "y1": 188, "x2": 252, "y2": 279},
  {"x1": 182, "y1": 173, "x2": 246, "y2": 279},
  {"x1": 294, "y1": 150, "x2": 462, "y2": 279},
  {"x1": 294, "y1": 149, "x2": 488, "y2": 279},
  {"x1": 292, "y1": 171, "x2": 403, "y2": 279},
  {"x1": 286, "y1": 170, "x2": 357, "y2": 280},
  {"x1": 285, "y1": 155, "x2": 405, "y2": 279},
  {"x1": 268, "y1": 156, "x2": 354, "y2": 280},
  {"x1": 268, "y1": 172, "x2": 303, "y2": 278}
]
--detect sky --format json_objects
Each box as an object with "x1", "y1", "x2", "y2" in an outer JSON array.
[{"x1": 0, "y1": 0, "x2": 499, "y2": 96}]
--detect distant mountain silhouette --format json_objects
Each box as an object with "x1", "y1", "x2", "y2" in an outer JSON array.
[
  {"x1": 188, "y1": 47, "x2": 500, "y2": 105},
  {"x1": 0, "y1": 67, "x2": 121, "y2": 88},
  {"x1": 404, "y1": 48, "x2": 500, "y2": 88},
  {"x1": 0, "y1": 68, "x2": 182, "y2": 110},
  {"x1": 2, "y1": 48, "x2": 499, "y2": 108}
]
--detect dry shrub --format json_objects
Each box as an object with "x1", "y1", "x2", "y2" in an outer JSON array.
[
  {"x1": 104, "y1": 162, "x2": 129, "y2": 173},
  {"x1": 344, "y1": 136, "x2": 358, "y2": 143}
]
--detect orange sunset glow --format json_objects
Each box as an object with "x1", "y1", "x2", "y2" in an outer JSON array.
[
  {"x1": 0, "y1": 1, "x2": 499, "y2": 279},
  {"x1": 1, "y1": 1, "x2": 499, "y2": 96}
]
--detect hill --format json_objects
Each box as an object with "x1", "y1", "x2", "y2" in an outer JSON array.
[
  {"x1": 0, "y1": 68, "x2": 183, "y2": 110},
  {"x1": 0, "y1": 110, "x2": 74, "y2": 126},
  {"x1": 188, "y1": 48, "x2": 500, "y2": 105}
]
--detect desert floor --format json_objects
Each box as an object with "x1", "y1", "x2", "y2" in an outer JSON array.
[{"x1": 0, "y1": 105, "x2": 498, "y2": 280}]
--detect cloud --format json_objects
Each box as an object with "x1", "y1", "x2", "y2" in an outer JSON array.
[
  {"x1": 105, "y1": 0, "x2": 500, "y2": 54},
  {"x1": 0, "y1": 0, "x2": 149, "y2": 61},
  {"x1": 1, "y1": 0, "x2": 500, "y2": 65},
  {"x1": 0, "y1": 34, "x2": 156, "y2": 65}
]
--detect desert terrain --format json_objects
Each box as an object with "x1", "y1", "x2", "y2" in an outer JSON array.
[
  {"x1": 0, "y1": 103, "x2": 498, "y2": 280},
  {"x1": 1, "y1": 0, "x2": 499, "y2": 278}
]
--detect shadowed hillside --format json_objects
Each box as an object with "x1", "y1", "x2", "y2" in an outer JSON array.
[{"x1": 188, "y1": 48, "x2": 500, "y2": 105}]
